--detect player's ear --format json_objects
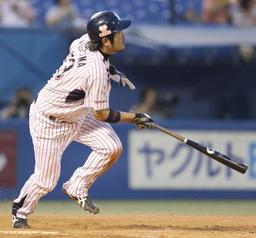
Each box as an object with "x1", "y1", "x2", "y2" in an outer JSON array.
[{"x1": 102, "y1": 37, "x2": 111, "y2": 48}]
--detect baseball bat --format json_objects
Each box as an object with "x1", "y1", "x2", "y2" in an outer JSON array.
[{"x1": 151, "y1": 123, "x2": 248, "y2": 174}]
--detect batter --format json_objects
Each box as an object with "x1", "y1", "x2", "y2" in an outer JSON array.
[{"x1": 12, "y1": 10, "x2": 153, "y2": 228}]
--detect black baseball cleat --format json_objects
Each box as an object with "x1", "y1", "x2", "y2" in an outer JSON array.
[
  {"x1": 63, "y1": 188, "x2": 99, "y2": 214},
  {"x1": 12, "y1": 198, "x2": 30, "y2": 228},
  {"x1": 12, "y1": 215, "x2": 30, "y2": 229}
]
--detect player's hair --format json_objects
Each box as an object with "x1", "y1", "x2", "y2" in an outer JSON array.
[{"x1": 86, "y1": 34, "x2": 115, "y2": 52}]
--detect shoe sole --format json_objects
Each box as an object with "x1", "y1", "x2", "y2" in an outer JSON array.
[
  {"x1": 62, "y1": 188, "x2": 99, "y2": 214},
  {"x1": 12, "y1": 215, "x2": 30, "y2": 229},
  {"x1": 13, "y1": 224, "x2": 30, "y2": 229}
]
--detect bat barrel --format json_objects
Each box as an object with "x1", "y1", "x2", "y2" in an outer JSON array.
[
  {"x1": 207, "y1": 152, "x2": 248, "y2": 174},
  {"x1": 186, "y1": 139, "x2": 248, "y2": 174}
]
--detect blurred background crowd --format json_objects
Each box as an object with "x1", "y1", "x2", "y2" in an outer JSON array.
[
  {"x1": 0, "y1": 0, "x2": 256, "y2": 121},
  {"x1": 1, "y1": 0, "x2": 256, "y2": 28}
]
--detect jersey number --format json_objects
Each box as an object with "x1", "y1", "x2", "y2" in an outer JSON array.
[{"x1": 55, "y1": 53, "x2": 75, "y2": 79}]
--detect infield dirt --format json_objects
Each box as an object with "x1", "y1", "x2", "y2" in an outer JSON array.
[{"x1": 0, "y1": 214, "x2": 256, "y2": 238}]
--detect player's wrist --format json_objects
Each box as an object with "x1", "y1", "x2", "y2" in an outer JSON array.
[
  {"x1": 118, "y1": 111, "x2": 137, "y2": 123},
  {"x1": 104, "y1": 109, "x2": 121, "y2": 123}
]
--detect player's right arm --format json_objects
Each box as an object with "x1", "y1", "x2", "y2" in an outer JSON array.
[
  {"x1": 83, "y1": 60, "x2": 152, "y2": 128},
  {"x1": 93, "y1": 108, "x2": 153, "y2": 129},
  {"x1": 84, "y1": 77, "x2": 153, "y2": 127}
]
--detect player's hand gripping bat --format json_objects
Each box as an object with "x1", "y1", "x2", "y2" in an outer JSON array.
[{"x1": 151, "y1": 123, "x2": 248, "y2": 174}]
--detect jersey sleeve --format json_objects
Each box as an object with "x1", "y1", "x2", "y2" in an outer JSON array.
[{"x1": 82, "y1": 62, "x2": 110, "y2": 110}]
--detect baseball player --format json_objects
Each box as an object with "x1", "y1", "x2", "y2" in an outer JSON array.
[{"x1": 11, "y1": 10, "x2": 153, "y2": 228}]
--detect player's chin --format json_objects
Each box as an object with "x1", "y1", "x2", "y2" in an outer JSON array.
[
  {"x1": 116, "y1": 45, "x2": 125, "y2": 52},
  {"x1": 120, "y1": 42, "x2": 126, "y2": 50}
]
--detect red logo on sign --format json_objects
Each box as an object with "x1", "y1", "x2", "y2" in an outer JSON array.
[{"x1": 0, "y1": 132, "x2": 17, "y2": 187}]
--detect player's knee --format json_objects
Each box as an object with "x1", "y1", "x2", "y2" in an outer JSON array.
[
  {"x1": 114, "y1": 141, "x2": 123, "y2": 159},
  {"x1": 108, "y1": 140, "x2": 123, "y2": 162}
]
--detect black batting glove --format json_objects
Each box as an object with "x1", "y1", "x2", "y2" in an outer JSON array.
[{"x1": 133, "y1": 113, "x2": 153, "y2": 129}]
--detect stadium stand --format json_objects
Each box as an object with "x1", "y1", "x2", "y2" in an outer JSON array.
[
  {"x1": 30, "y1": 0, "x2": 171, "y2": 25},
  {"x1": 173, "y1": 0, "x2": 202, "y2": 23}
]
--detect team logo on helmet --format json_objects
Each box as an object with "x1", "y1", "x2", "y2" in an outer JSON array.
[{"x1": 99, "y1": 24, "x2": 112, "y2": 37}]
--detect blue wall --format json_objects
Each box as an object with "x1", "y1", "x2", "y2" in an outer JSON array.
[
  {"x1": 0, "y1": 119, "x2": 256, "y2": 200},
  {"x1": 0, "y1": 28, "x2": 70, "y2": 101}
]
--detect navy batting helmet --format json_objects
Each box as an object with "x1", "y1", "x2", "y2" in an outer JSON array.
[{"x1": 87, "y1": 11, "x2": 131, "y2": 43}]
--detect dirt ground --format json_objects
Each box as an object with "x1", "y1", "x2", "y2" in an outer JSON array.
[{"x1": 0, "y1": 214, "x2": 256, "y2": 238}]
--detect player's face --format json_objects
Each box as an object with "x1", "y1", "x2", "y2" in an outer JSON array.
[
  {"x1": 101, "y1": 32, "x2": 126, "y2": 55},
  {"x1": 111, "y1": 31, "x2": 125, "y2": 52}
]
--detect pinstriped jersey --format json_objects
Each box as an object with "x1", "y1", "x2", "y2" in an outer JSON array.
[{"x1": 36, "y1": 34, "x2": 111, "y2": 122}]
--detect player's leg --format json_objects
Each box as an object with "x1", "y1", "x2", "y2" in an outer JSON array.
[
  {"x1": 63, "y1": 113, "x2": 122, "y2": 212},
  {"x1": 12, "y1": 105, "x2": 75, "y2": 228},
  {"x1": 12, "y1": 137, "x2": 63, "y2": 221}
]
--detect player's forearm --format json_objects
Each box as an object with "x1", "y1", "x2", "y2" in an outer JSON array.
[
  {"x1": 93, "y1": 108, "x2": 135, "y2": 123},
  {"x1": 119, "y1": 111, "x2": 136, "y2": 123}
]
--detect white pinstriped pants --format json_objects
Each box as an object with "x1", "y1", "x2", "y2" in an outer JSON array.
[{"x1": 14, "y1": 103, "x2": 122, "y2": 218}]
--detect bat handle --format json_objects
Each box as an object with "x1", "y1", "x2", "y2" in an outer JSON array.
[{"x1": 151, "y1": 123, "x2": 186, "y2": 143}]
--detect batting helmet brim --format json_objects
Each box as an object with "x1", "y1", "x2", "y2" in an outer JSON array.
[{"x1": 117, "y1": 19, "x2": 131, "y2": 32}]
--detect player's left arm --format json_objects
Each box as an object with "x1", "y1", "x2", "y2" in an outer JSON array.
[{"x1": 109, "y1": 65, "x2": 135, "y2": 90}]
